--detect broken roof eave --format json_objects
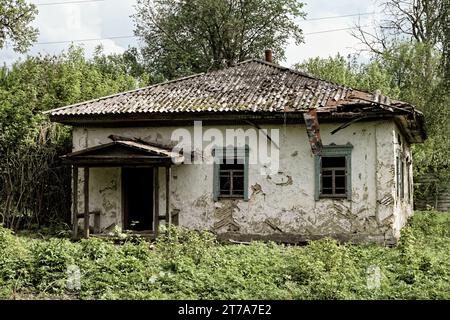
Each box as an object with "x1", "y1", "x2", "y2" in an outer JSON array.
[
  {"x1": 62, "y1": 140, "x2": 184, "y2": 167},
  {"x1": 48, "y1": 108, "x2": 426, "y2": 144}
]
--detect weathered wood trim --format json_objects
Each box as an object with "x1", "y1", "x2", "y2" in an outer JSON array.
[
  {"x1": 243, "y1": 147, "x2": 249, "y2": 201},
  {"x1": 314, "y1": 143, "x2": 353, "y2": 201},
  {"x1": 154, "y1": 167, "x2": 159, "y2": 235},
  {"x1": 49, "y1": 110, "x2": 409, "y2": 125},
  {"x1": 76, "y1": 211, "x2": 100, "y2": 218},
  {"x1": 213, "y1": 159, "x2": 220, "y2": 202},
  {"x1": 212, "y1": 145, "x2": 249, "y2": 201},
  {"x1": 51, "y1": 110, "x2": 425, "y2": 144},
  {"x1": 314, "y1": 156, "x2": 320, "y2": 201},
  {"x1": 216, "y1": 232, "x2": 395, "y2": 245},
  {"x1": 121, "y1": 168, "x2": 125, "y2": 231},
  {"x1": 165, "y1": 166, "x2": 171, "y2": 225},
  {"x1": 72, "y1": 166, "x2": 78, "y2": 239},
  {"x1": 62, "y1": 157, "x2": 173, "y2": 167},
  {"x1": 83, "y1": 167, "x2": 90, "y2": 239},
  {"x1": 75, "y1": 211, "x2": 101, "y2": 233}
]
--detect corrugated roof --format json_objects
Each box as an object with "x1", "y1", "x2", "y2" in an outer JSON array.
[{"x1": 46, "y1": 59, "x2": 411, "y2": 117}]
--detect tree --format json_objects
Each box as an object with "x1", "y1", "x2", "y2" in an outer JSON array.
[
  {"x1": 0, "y1": 46, "x2": 151, "y2": 228},
  {"x1": 295, "y1": 54, "x2": 398, "y2": 97},
  {"x1": 0, "y1": 0, "x2": 38, "y2": 52},
  {"x1": 133, "y1": 0, "x2": 305, "y2": 80},
  {"x1": 353, "y1": 0, "x2": 449, "y2": 85},
  {"x1": 348, "y1": 0, "x2": 450, "y2": 208}
]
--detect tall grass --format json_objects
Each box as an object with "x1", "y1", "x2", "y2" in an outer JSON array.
[{"x1": 0, "y1": 211, "x2": 448, "y2": 299}]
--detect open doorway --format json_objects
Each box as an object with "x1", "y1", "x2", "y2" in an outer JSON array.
[{"x1": 122, "y1": 168, "x2": 154, "y2": 231}]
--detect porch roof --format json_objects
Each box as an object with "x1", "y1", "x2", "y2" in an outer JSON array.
[{"x1": 61, "y1": 139, "x2": 184, "y2": 166}]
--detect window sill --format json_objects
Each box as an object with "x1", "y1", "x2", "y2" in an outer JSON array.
[
  {"x1": 318, "y1": 195, "x2": 348, "y2": 199},
  {"x1": 218, "y1": 196, "x2": 245, "y2": 200}
]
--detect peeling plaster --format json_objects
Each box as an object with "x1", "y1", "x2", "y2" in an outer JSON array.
[{"x1": 72, "y1": 121, "x2": 413, "y2": 244}]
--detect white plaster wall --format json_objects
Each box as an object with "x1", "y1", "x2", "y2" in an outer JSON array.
[
  {"x1": 72, "y1": 120, "x2": 413, "y2": 243},
  {"x1": 392, "y1": 124, "x2": 414, "y2": 238}
]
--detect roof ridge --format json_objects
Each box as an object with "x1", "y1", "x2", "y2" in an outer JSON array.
[
  {"x1": 250, "y1": 58, "x2": 387, "y2": 98},
  {"x1": 238, "y1": 58, "x2": 353, "y2": 88},
  {"x1": 242, "y1": 58, "x2": 400, "y2": 102}
]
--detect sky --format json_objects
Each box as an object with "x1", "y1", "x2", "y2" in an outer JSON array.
[{"x1": 0, "y1": 0, "x2": 383, "y2": 68}]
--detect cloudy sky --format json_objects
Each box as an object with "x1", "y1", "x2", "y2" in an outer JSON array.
[{"x1": 0, "y1": 0, "x2": 383, "y2": 67}]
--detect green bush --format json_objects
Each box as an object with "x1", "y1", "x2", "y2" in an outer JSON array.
[
  {"x1": 0, "y1": 227, "x2": 33, "y2": 297},
  {"x1": 0, "y1": 211, "x2": 449, "y2": 300},
  {"x1": 30, "y1": 238, "x2": 79, "y2": 293}
]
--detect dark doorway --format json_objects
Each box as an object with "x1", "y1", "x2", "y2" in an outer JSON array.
[{"x1": 122, "y1": 168, "x2": 154, "y2": 231}]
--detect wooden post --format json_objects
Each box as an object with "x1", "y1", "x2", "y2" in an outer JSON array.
[
  {"x1": 165, "y1": 166, "x2": 171, "y2": 225},
  {"x1": 154, "y1": 167, "x2": 159, "y2": 236},
  {"x1": 84, "y1": 167, "x2": 90, "y2": 239},
  {"x1": 72, "y1": 166, "x2": 79, "y2": 240}
]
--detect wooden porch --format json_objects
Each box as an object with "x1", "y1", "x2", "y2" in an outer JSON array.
[{"x1": 61, "y1": 137, "x2": 183, "y2": 239}]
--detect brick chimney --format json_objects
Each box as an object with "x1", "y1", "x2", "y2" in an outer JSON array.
[{"x1": 265, "y1": 49, "x2": 273, "y2": 63}]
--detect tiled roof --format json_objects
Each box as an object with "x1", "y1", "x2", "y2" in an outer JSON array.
[
  {"x1": 46, "y1": 59, "x2": 413, "y2": 117},
  {"x1": 47, "y1": 59, "x2": 414, "y2": 117}
]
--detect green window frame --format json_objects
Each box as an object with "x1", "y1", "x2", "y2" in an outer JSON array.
[
  {"x1": 396, "y1": 155, "x2": 405, "y2": 200},
  {"x1": 213, "y1": 146, "x2": 249, "y2": 201},
  {"x1": 314, "y1": 143, "x2": 353, "y2": 200},
  {"x1": 406, "y1": 158, "x2": 411, "y2": 203}
]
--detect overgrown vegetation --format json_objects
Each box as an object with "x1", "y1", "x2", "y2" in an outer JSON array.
[
  {"x1": 0, "y1": 46, "x2": 151, "y2": 229},
  {"x1": 0, "y1": 211, "x2": 448, "y2": 300}
]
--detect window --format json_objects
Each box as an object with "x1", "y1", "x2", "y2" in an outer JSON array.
[
  {"x1": 315, "y1": 144, "x2": 352, "y2": 200},
  {"x1": 396, "y1": 156, "x2": 405, "y2": 200},
  {"x1": 219, "y1": 162, "x2": 245, "y2": 197},
  {"x1": 213, "y1": 146, "x2": 249, "y2": 201},
  {"x1": 321, "y1": 157, "x2": 347, "y2": 196},
  {"x1": 406, "y1": 158, "x2": 411, "y2": 203}
]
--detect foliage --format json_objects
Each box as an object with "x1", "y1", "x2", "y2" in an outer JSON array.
[
  {"x1": 347, "y1": 0, "x2": 450, "y2": 206},
  {"x1": 0, "y1": 46, "x2": 151, "y2": 229},
  {"x1": 133, "y1": 0, "x2": 305, "y2": 80},
  {"x1": 295, "y1": 53, "x2": 400, "y2": 97},
  {"x1": 353, "y1": 0, "x2": 449, "y2": 82},
  {"x1": 0, "y1": 0, "x2": 38, "y2": 52},
  {"x1": 0, "y1": 211, "x2": 448, "y2": 300}
]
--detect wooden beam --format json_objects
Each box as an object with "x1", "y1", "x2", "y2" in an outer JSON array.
[
  {"x1": 72, "y1": 166, "x2": 78, "y2": 240},
  {"x1": 83, "y1": 167, "x2": 90, "y2": 238},
  {"x1": 154, "y1": 167, "x2": 159, "y2": 236},
  {"x1": 165, "y1": 166, "x2": 171, "y2": 225},
  {"x1": 76, "y1": 211, "x2": 100, "y2": 219}
]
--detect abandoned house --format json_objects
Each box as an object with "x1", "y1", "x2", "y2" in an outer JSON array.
[{"x1": 46, "y1": 51, "x2": 427, "y2": 245}]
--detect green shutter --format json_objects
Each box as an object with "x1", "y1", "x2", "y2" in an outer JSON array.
[
  {"x1": 345, "y1": 153, "x2": 352, "y2": 200},
  {"x1": 213, "y1": 160, "x2": 220, "y2": 201},
  {"x1": 314, "y1": 155, "x2": 321, "y2": 200},
  {"x1": 243, "y1": 146, "x2": 249, "y2": 201}
]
